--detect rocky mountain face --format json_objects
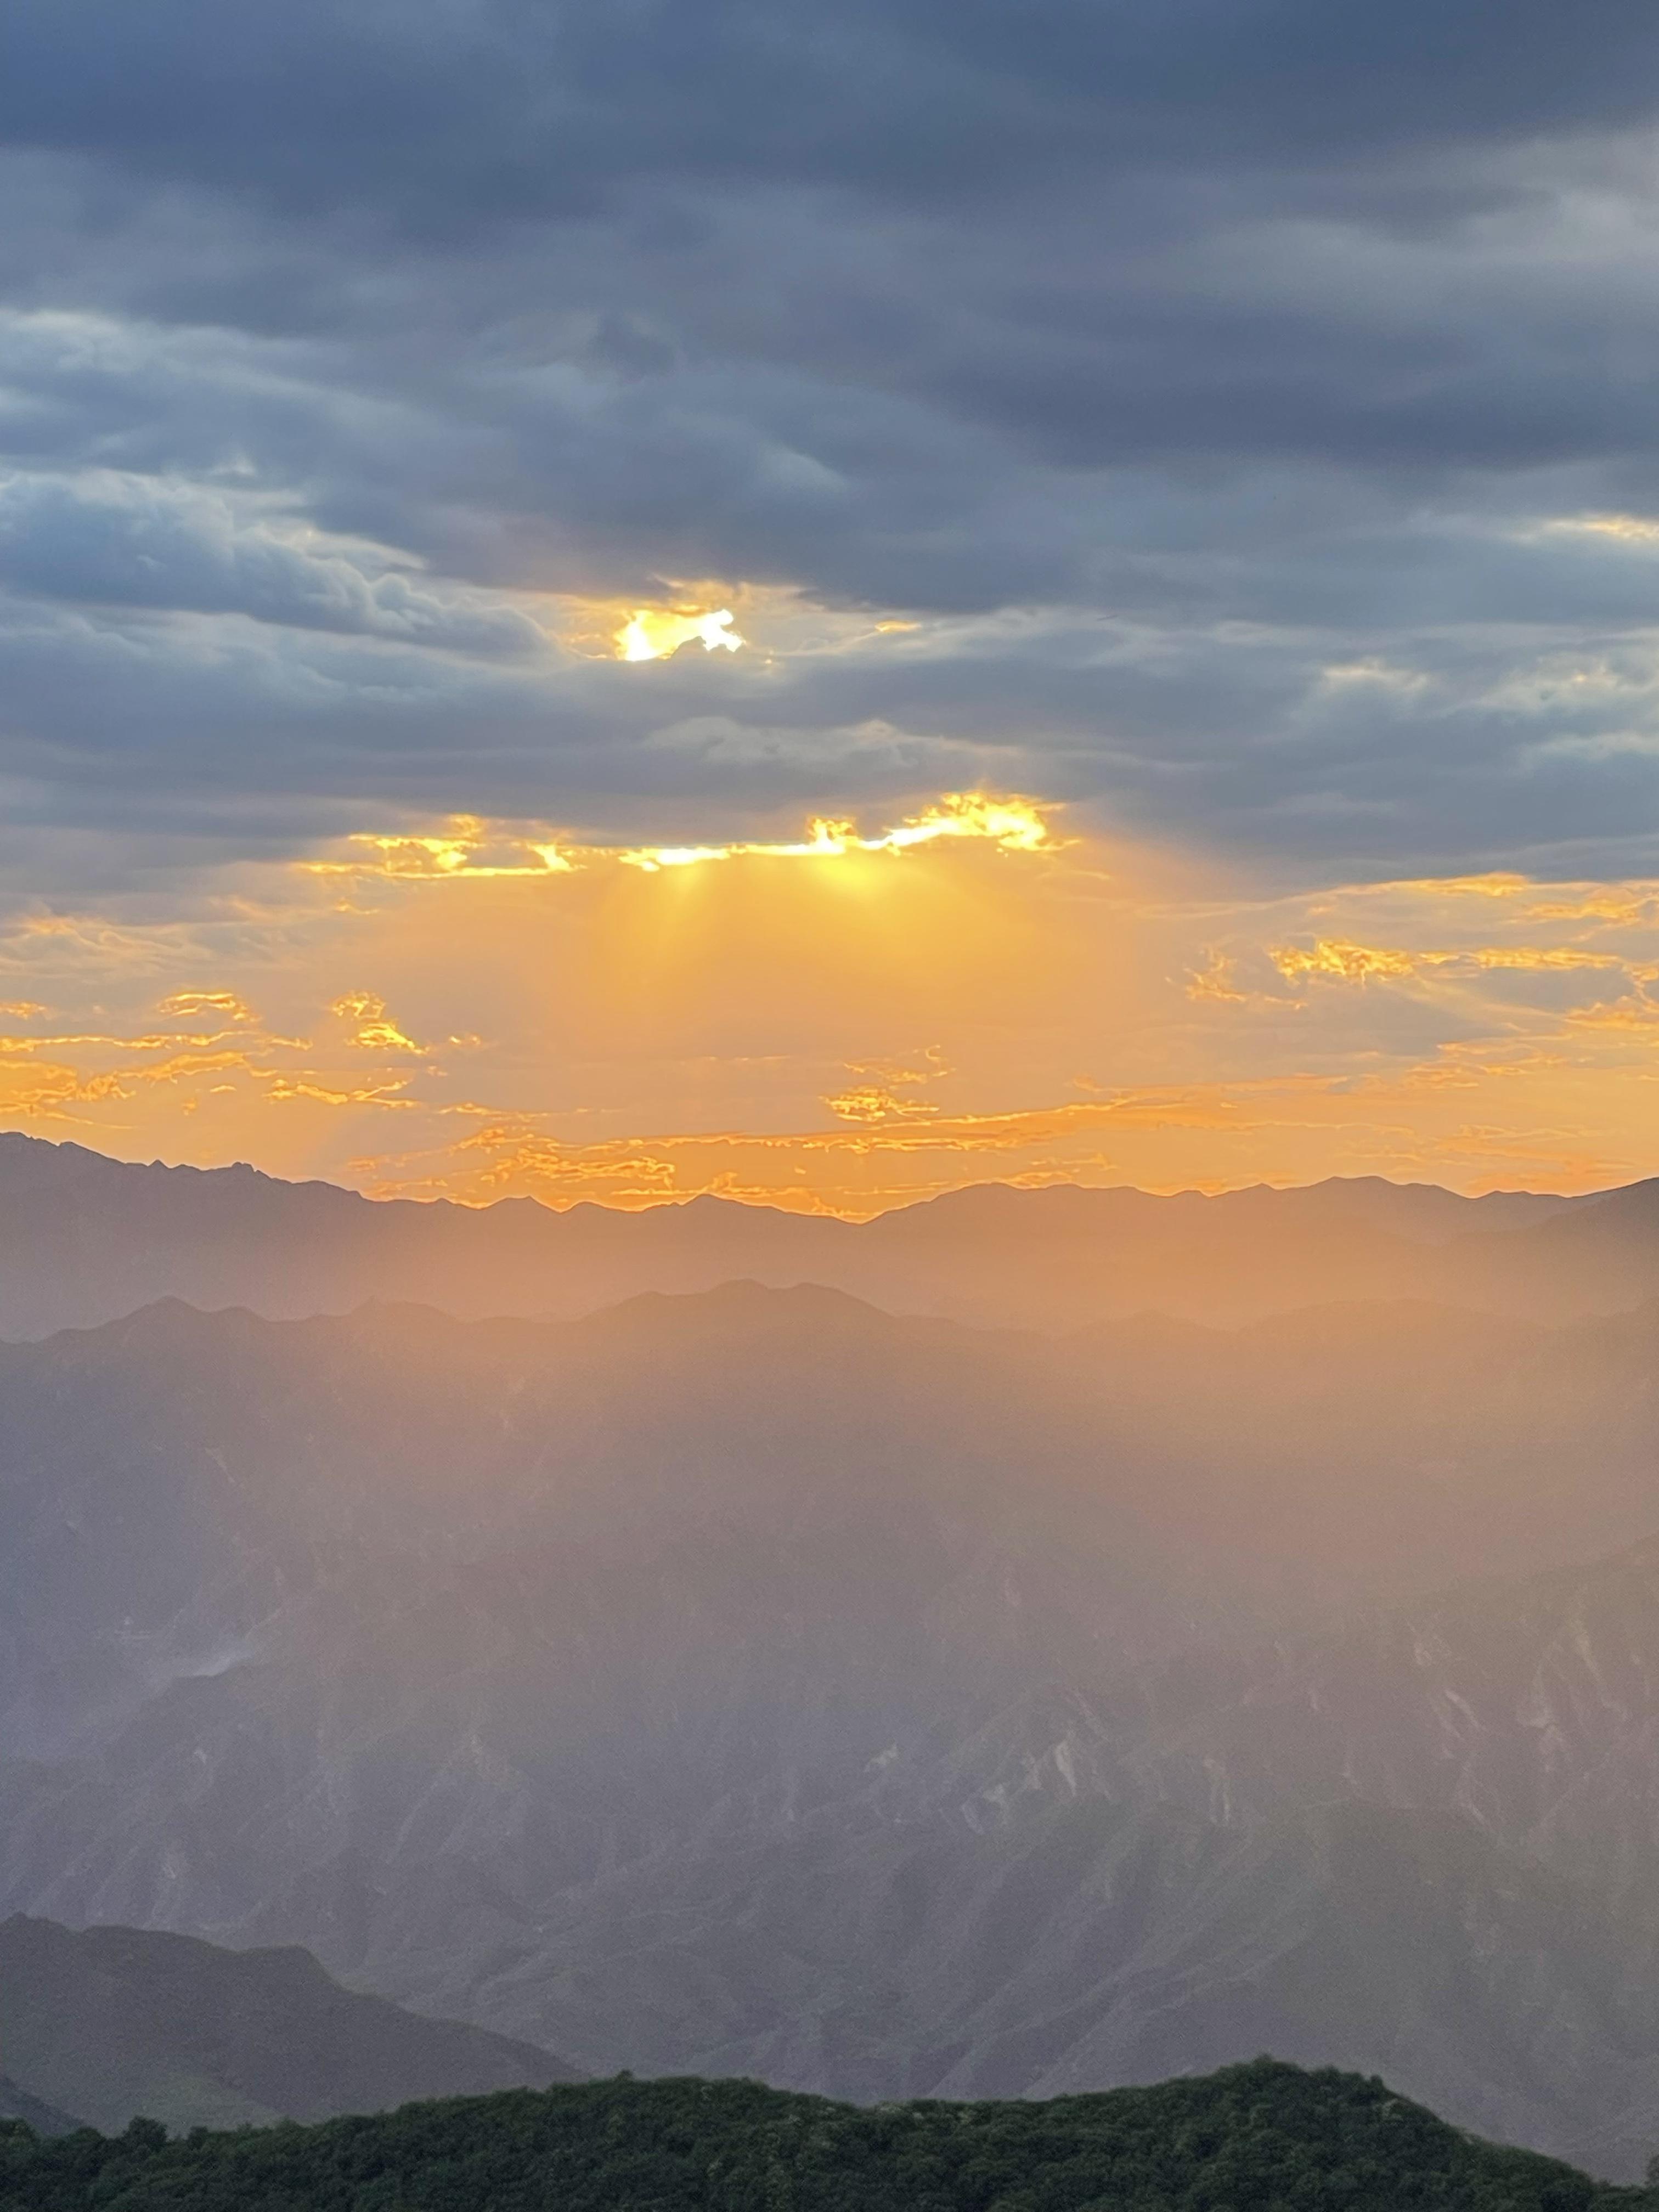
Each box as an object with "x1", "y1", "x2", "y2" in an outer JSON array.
[
  {"x1": 5, "y1": 1279, "x2": 1659, "y2": 2174},
  {"x1": 0, "y1": 1131, "x2": 1641, "y2": 1338},
  {"x1": 0, "y1": 1917, "x2": 574, "y2": 2135}
]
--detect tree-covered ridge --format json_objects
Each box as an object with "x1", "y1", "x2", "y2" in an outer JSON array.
[{"x1": 0, "y1": 2061, "x2": 1644, "y2": 2212}]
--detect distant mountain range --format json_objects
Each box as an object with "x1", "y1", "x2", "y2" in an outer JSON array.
[
  {"x1": 2, "y1": 1131, "x2": 1655, "y2": 1336},
  {"x1": 5, "y1": 1276, "x2": 1659, "y2": 2174},
  {"x1": 0, "y1": 1917, "x2": 573, "y2": 2135}
]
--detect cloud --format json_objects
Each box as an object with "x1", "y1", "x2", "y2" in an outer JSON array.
[
  {"x1": 7, "y1": 0, "x2": 1659, "y2": 224},
  {"x1": 0, "y1": 468, "x2": 545, "y2": 653},
  {"x1": 0, "y1": 2, "x2": 1657, "y2": 901},
  {"x1": 0, "y1": 820, "x2": 1653, "y2": 1207}
]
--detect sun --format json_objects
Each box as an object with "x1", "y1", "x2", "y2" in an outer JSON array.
[{"x1": 616, "y1": 607, "x2": 745, "y2": 662}]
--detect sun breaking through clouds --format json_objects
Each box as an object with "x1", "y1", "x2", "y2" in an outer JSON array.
[
  {"x1": 298, "y1": 794, "x2": 1058, "y2": 882},
  {"x1": 613, "y1": 794, "x2": 1055, "y2": 871},
  {"x1": 5, "y1": 821, "x2": 1659, "y2": 1213},
  {"x1": 3, "y1": 0, "x2": 1659, "y2": 1202},
  {"x1": 616, "y1": 607, "x2": 744, "y2": 661}
]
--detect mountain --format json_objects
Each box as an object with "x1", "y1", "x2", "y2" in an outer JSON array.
[
  {"x1": 1118, "y1": 1530, "x2": 1659, "y2": 1931},
  {"x1": 853, "y1": 1172, "x2": 1604, "y2": 1329},
  {"x1": 7, "y1": 1289, "x2": 1659, "y2": 2170},
  {"x1": 0, "y1": 2084, "x2": 75, "y2": 2139},
  {"x1": 0, "y1": 2062, "x2": 1640, "y2": 2212},
  {"x1": 0, "y1": 1131, "x2": 1630, "y2": 1338},
  {"x1": 441, "y1": 1543, "x2": 1659, "y2": 2181},
  {"x1": 0, "y1": 1918, "x2": 574, "y2": 2137},
  {"x1": 471, "y1": 1796, "x2": 1659, "y2": 2183}
]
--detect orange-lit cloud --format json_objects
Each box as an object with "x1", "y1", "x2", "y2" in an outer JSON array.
[
  {"x1": 1271, "y1": 938, "x2": 1634, "y2": 985},
  {"x1": 330, "y1": 990, "x2": 425, "y2": 1053},
  {"x1": 345, "y1": 1058, "x2": 1646, "y2": 1217},
  {"x1": 615, "y1": 793, "x2": 1054, "y2": 871},
  {"x1": 300, "y1": 793, "x2": 1057, "y2": 882},
  {"x1": 156, "y1": 990, "x2": 259, "y2": 1023},
  {"x1": 2, "y1": 817, "x2": 1658, "y2": 1211},
  {"x1": 824, "y1": 1085, "x2": 942, "y2": 1124},
  {"x1": 302, "y1": 819, "x2": 573, "y2": 881}
]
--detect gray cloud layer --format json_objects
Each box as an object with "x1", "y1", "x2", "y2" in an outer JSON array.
[{"x1": 4, "y1": 1, "x2": 1659, "y2": 884}]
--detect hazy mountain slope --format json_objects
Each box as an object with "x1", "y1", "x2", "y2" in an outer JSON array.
[
  {"x1": 456, "y1": 1790, "x2": 1659, "y2": 2179},
  {"x1": 957, "y1": 1798, "x2": 1659, "y2": 2180},
  {"x1": 1, "y1": 1286, "x2": 1655, "y2": 1799},
  {"x1": 6, "y1": 1290, "x2": 1659, "y2": 2171},
  {"x1": 0, "y1": 2062, "x2": 1630, "y2": 2212},
  {"x1": 0, "y1": 2084, "x2": 75, "y2": 2138},
  {"x1": 1119, "y1": 1530, "x2": 1659, "y2": 1928},
  {"x1": 0, "y1": 1131, "x2": 1614, "y2": 1337},
  {"x1": 1443, "y1": 1178, "x2": 1659, "y2": 1322},
  {"x1": 0, "y1": 1918, "x2": 570, "y2": 2136},
  {"x1": 853, "y1": 1174, "x2": 1600, "y2": 1329},
  {"x1": 0, "y1": 1291, "x2": 1214, "y2": 1965},
  {"x1": 424, "y1": 1557, "x2": 1659, "y2": 2179},
  {"x1": 1068, "y1": 1297, "x2": 1659, "y2": 1594}
]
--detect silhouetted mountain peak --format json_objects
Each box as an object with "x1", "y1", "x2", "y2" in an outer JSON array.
[{"x1": 590, "y1": 1276, "x2": 895, "y2": 1331}]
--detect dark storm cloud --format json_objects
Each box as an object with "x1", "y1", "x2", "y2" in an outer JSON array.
[
  {"x1": 4, "y1": 0, "x2": 1659, "y2": 883},
  {"x1": 8, "y1": 0, "x2": 1659, "y2": 212}
]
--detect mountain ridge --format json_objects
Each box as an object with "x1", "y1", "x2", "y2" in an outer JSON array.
[
  {"x1": 0, "y1": 2083, "x2": 76, "y2": 2140},
  {"x1": 0, "y1": 1130, "x2": 1641, "y2": 1338},
  {"x1": 0, "y1": 1917, "x2": 575, "y2": 2137},
  {"x1": 0, "y1": 2061, "x2": 1638, "y2": 2211}
]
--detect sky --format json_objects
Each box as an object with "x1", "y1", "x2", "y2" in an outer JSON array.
[{"x1": 3, "y1": 1, "x2": 1659, "y2": 1210}]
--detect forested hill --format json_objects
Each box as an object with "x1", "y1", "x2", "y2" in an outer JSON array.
[{"x1": 0, "y1": 2062, "x2": 1646, "y2": 2212}]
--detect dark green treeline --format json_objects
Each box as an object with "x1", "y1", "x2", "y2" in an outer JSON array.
[{"x1": 1, "y1": 2059, "x2": 1648, "y2": 2212}]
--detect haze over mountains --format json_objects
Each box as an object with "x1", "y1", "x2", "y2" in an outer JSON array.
[
  {"x1": 6, "y1": 1147, "x2": 1659, "y2": 2177},
  {"x1": 0, "y1": 1131, "x2": 1649, "y2": 1338},
  {"x1": 18, "y1": 0, "x2": 1659, "y2": 2186}
]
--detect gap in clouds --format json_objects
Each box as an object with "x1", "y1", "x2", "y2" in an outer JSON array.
[{"x1": 0, "y1": 820, "x2": 1652, "y2": 1210}]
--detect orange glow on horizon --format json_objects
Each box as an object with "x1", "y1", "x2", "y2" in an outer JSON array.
[{"x1": 2, "y1": 824, "x2": 1658, "y2": 1212}]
